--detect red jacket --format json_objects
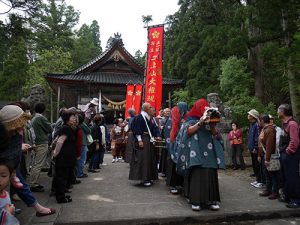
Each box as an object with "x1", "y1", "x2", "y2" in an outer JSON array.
[{"x1": 228, "y1": 129, "x2": 243, "y2": 145}]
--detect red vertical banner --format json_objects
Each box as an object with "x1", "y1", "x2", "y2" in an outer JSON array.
[
  {"x1": 125, "y1": 85, "x2": 134, "y2": 119},
  {"x1": 133, "y1": 84, "x2": 143, "y2": 114},
  {"x1": 144, "y1": 25, "x2": 164, "y2": 115}
]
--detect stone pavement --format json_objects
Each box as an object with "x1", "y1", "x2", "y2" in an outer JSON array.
[{"x1": 15, "y1": 155, "x2": 300, "y2": 225}]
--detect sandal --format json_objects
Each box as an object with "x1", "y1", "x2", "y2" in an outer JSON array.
[{"x1": 36, "y1": 208, "x2": 56, "y2": 217}]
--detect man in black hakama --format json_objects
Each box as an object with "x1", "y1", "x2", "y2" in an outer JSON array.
[{"x1": 129, "y1": 103, "x2": 160, "y2": 187}]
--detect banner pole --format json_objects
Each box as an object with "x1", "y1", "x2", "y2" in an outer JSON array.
[{"x1": 142, "y1": 26, "x2": 150, "y2": 106}]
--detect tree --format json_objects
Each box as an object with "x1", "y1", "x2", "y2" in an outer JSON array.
[
  {"x1": 90, "y1": 20, "x2": 102, "y2": 52},
  {"x1": 72, "y1": 21, "x2": 102, "y2": 68},
  {"x1": 220, "y1": 56, "x2": 275, "y2": 127},
  {"x1": 0, "y1": 0, "x2": 41, "y2": 15},
  {"x1": 142, "y1": 15, "x2": 152, "y2": 27},
  {"x1": 280, "y1": 1, "x2": 300, "y2": 121},
  {"x1": 0, "y1": 21, "x2": 9, "y2": 72},
  {"x1": 30, "y1": 0, "x2": 80, "y2": 52},
  {"x1": 134, "y1": 50, "x2": 145, "y2": 66},
  {"x1": 164, "y1": 0, "x2": 300, "y2": 120},
  {"x1": 0, "y1": 37, "x2": 28, "y2": 100},
  {"x1": 24, "y1": 46, "x2": 73, "y2": 95}
]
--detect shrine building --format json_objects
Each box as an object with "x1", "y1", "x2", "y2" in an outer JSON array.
[{"x1": 44, "y1": 35, "x2": 182, "y2": 121}]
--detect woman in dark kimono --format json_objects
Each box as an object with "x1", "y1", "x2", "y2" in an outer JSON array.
[
  {"x1": 167, "y1": 102, "x2": 188, "y2": 194},
  {"x1": 173, "y1": 99, "x2": 225, "y2": 211}
]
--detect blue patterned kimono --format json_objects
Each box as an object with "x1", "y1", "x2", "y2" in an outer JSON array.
[
  {"x1": 172, "y1": 118, "x2": 225, "y2": 176},
  {"x1": 163, "y1": 117, "x2": 172, "y2": 152}
]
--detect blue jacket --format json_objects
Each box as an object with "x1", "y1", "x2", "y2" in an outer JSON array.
[{"x1": 247, "y1": 122, "x2": 260, "y2": 152}]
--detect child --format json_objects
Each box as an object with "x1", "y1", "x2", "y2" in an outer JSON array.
[{"x1": 0, "y1": 162, "x2": 20, "y2": 225}]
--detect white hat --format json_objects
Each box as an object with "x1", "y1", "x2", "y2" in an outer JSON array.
[
  {"x1": 90, "y1": 98, "x2": 99, "y2": 106},
  {"x1": 248, "y1": 109, "x2": 259, "y2": 120},
  {"x1": 0, "y1": 105, "x2": 30, "y2": 131}
]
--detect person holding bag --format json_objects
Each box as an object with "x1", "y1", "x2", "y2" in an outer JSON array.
[
  {"x1": 258, "y1": 114, "x2": 279, "y2": 200},
  {"x1": 228, "y1": 122, "x2": 245, "y2": 170},
  {"x1": 278, "y1": 104, "x2": 300, "y2": 208}
]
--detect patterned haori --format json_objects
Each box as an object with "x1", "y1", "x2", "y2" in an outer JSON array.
[
  {"x1": 171, "y1": 119, "x2": 225, "y2": 176},
  {"x1": 163, "y1": 118, "x2": 172, "y2": 151}
]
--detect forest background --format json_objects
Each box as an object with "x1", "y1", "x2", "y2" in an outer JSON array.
[{"x1": 0, "y1": 0, "x2": 300, "y2": 127}]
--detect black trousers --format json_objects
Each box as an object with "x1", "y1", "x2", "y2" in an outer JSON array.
[
  {"x1": 52, "y1": 166, "x2": 73, "y2": 201},
  {"x1": 231, "y1": 144, "x2": 245, "y2": 169},
  {"x1": 251, "y1": 152, "x2": 264, "y2": 183},
  {"x1": 281, "y1": 150, "x2": 300, "y2": 203}
]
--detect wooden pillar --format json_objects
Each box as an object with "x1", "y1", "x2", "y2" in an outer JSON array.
[
  {"x1": 57, "y1": 86, "x2": 61, "y2": 119},
  {"x1": 98, "y1": 89, "x2": 102, "y2": 113},
  {"x1": 50, "y1": 91, "x2": 53, "y2": 123}
]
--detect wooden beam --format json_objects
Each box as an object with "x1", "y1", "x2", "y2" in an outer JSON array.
[{"x1": 57, "y1": 86, "x2": 61, "y2": 119}]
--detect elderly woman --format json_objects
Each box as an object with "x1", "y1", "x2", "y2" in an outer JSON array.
[
  {"x1": 173, "y1": 99, "x2": 225, "y2": 211},
  {"x1": 0, "y1": 105, "x2": 56, "y2": 216},
  {"x1": 258, "y1": 114, "x2": 279, "y2": 200},
  {"x1": 52, "y1": 111, "x2": 77, "y2": 203}
]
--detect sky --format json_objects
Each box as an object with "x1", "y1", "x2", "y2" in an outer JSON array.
[{"x1": 65, "y1": 0, "x2": 180, "y2": 55}]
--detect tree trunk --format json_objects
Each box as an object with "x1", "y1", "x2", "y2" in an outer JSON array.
[
  {"x1": 282, "y1": 9, "x2": 300, "y2": 121},
  {"x1": 247, "y1": 0, "x2": 265, "y2": 104},
  {"x1": 287, "y1": 60, "x2": 300, "y2": 121},
  {"x1": 248, "y1": 44, "x2": 265, "y2": 104}
]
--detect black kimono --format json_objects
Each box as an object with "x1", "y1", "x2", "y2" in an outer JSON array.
[{"x1": 129, "y1": 113, "x2": 159, "y2": 182}]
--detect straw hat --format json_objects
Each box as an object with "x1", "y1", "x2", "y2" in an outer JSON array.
[
  {"x1": 248, "y1": 109, "x2": 259, "y2": 120},
  {"x1": 90, "y1": 98, "x2": 99, "y2": 106},
  {"x1": 0, "y1": 105, "x2": 30, "y2": 131}
]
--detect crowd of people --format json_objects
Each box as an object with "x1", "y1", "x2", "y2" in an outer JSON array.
[
  {"x1": 0, "y1": 98, "x2": 110, "y2": 224},
  {"x1": 0, "y1": 97, "x2": 299, "y2": 224},
  {"x1": 125, "y1": 100, "x2": 300, "y2": 211},
  {"x1": 126, "y1": 100, "x2": 224, "y2": 211},
  {"x1": 244, "y1": 106, "x2": 300, "y2": 208}
]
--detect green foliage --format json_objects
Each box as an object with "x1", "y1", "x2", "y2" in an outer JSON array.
[
  {"x1": 220, "y1": 56, "x2": 253, "y2": 97},
  {"x1": 0, "y1": 37, "x2": 28, "y2": 101},
  {"x1": 72, "y1": 21, "x2": 102, "y2": 68},
  {"x1": 220, "y1": 56, "x2": 276, "y2": 128},
  {"x1": 134, "y1": 50, "x2": 146, "y2": 66},
  {"x1": 164, "y1": 0, "x2": 300, "y2": 123},
  {"x1": 30, "y1": 0, "x2": 80, "y2": 52},
  {"x1": 142, "y1": 15, "x2": 152, "y2": 27},
  {"x1": 172, "y1": 89, "x2": 196, "y2": 107},
  {"x1": 0, "y1": 0, "x2": 42, "y2": 16},
  {"x1": 0, "y1": 21, "x2": 8, "y2": 72},
  {"x1": 24, "y1": 46, "x2": 73, "y2": 95}
]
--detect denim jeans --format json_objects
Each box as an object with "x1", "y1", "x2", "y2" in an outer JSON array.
[
  {"x1": 89, "y1": 150, "x2": 100, "y2": 170},
  {"x1": 15, "y1": 168, "x2": 37, "y2": 207},
  {"x1": 77, "y1": 145, "x2": 87, "y2": 177}
]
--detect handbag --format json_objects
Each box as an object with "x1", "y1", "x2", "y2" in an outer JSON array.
[
  {"x1": 262, "y1": 145, "x2": 280, "y2": 171},
  {"x1": 267, "y1": 154, "x2": 281, "y2": 171},
  {"x1": 87, "y1": 134, "x2": 93, "y2": 146}
]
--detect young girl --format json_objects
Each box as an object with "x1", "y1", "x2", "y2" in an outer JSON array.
[{"x1": 0, "y1": 162, "x2": 20, "y2": 225}]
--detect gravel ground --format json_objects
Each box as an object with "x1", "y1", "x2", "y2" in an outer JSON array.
[{"x1": 220, "y1": 156, "x2": 255, "y2": 183}]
